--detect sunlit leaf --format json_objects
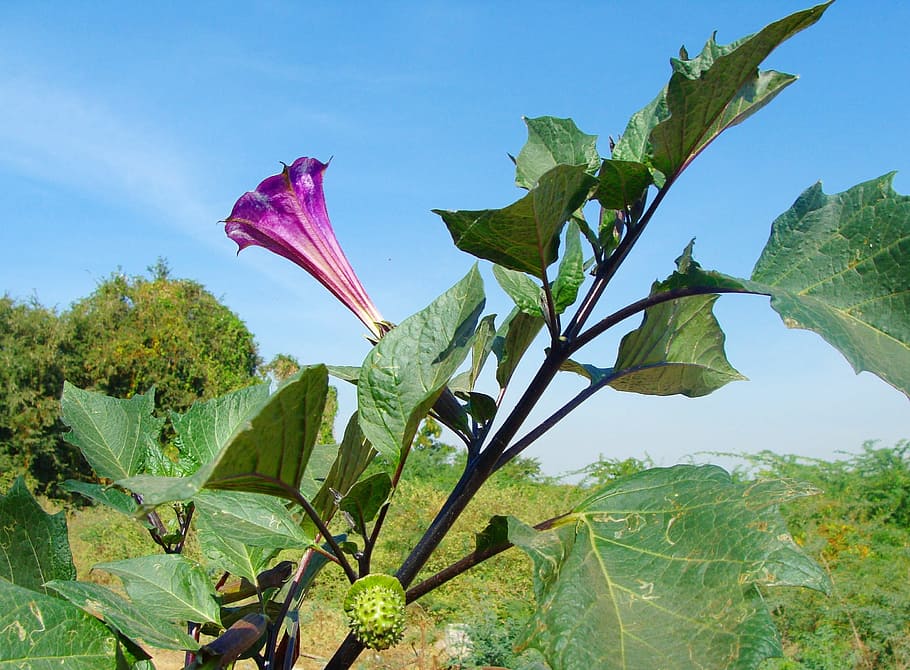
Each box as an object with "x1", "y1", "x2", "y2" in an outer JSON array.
[
  {"x1": 194, "y1": 491, "x2": 311, "y2": 550},
  {"x1": 493, "y1": 308, "x2": 545, "y2": 389},
  {"x1": 95, "y1": 554, "x2": 221, "y2": 626},
  {"x1": 493, "y1": 265, "x2": 542, "y2": 316},
  {"x1": 509, "y1": 465, "x2": 829, "y2": 670},
  {"x1": 551, "y1": 223, "x2": 585, "y2": 314},
  {"x1": 0, "y1": 578, "x2": 125, "y2": 669},
  {"x1": 436, "y1": 165, "x2": 596, "y2": 278},
  {"x1": 749, "y1": 174, "x2": 910, "y2": 397},
  {"x1": 358, "y1": 267, "x2": 484, "y2": 465},
  {"x1": 48, "y1": 580, "x2": 199, "y2": 651},
  {"x1": 515, "y1": 116, "x2": 600, "y2": 190},
  {"x1": 61, "y1": 383, "x2": 164, "y2": 481},
  {"x1": 0, "y1": 478, "x2": 75, "y2": 594}
]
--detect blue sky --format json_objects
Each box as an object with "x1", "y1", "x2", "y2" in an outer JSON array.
[{"x1": 1, "y1": 1, "x2": 906, "y2": 475}]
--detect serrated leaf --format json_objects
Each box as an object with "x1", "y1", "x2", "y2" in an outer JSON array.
[
  {"x1": 358, "y1": 267, "x2": 484, "y2": 465},
  {"x1": 610, "y1": 292, "x2": 745, "y2": 397},
  {"x1": 509, "y1": 465, "x2": 828, "y2": 670},
  {"x1": 61, "y1": 383, "x2": 164, "y2": 481},
  {"x1": 62, "y1": 481, "x2": 138, "y2": 516},
  {"x1": 749, "y1": 174, "x2": 910, "y2": 397},
  {"x1": 340, "y1": 473, "x2": 392, "y2": 536},
  {"x1": 170, "y1": 383, "x2": 271, "y2": 470},
  {"x1": 121, "y1": 366, "x2": 330, "y2": 505},
  {"x1": 493, "y1": 265, "x2": 543, "y2": 316},
  {"x1": 95, "y1": 554, "x2": 221, "y2": 626},
  {"x1": 194, "y1": 491, "x2": 312, "y2": 550},
  {"x1": 650, "y1": 4, "x2": 829, "y2": 180},
  {"x1": 551, "y1": 223, "x2": 585, "y2": 314},
  {"x1": 47, "y1": 580, "x2": 199, "y2": 651},
  {"x1": 658, "y1": 239, "x2": 750, "y2": 293},
  {"x1": 515, "y1": 116, "x2": 600, "y2": 190},
  {"x1": 0, "y1": 478, "x2": 75, "y2": 594},
  {"x1": 493, "y1": 308, "x2": 545, "y2": 389},
  {"x1": 613, "y1": 4, "x2": 829, "y2": 187},
  {"x1": 436, "y1": 165, "x2": 596, "y2": 278},
  {"x1": 0, "y1": 577, "x2": 125, "y2": 669}
]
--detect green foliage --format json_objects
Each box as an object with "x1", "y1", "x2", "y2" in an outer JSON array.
[
  {"x1": 1, "y1": 262, "x2": 270, "y2": 494},
  {"x1": 0, "y1": 295, "x2": 72, "y2": 492},
  {"x1": 62, "y1": 261, "x2": 261, "y2": 414},
  {"x1": 747, "y1": 442, "x2": 910, "y2": 670}
]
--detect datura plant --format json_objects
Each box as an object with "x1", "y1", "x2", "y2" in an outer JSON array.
[{"x1": 3, "y1": 3, "x2": 908, "y2": 669}]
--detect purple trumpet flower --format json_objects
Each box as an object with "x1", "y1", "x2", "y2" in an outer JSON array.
[{"x1": 225, "y1": 157, "x2": 385, "y2": 338}]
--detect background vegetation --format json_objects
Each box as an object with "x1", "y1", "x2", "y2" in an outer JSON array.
[{"x1": 2, "y1": 260, "x2": 268, "y2": 495}]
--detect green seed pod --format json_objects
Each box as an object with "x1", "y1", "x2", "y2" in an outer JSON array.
[{"x1": 343, "y1": 573, "x2": 406, "y2": 650}]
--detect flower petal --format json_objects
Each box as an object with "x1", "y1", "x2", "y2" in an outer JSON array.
[{"x1": 225, "y1": 157, "x2": 384, "y2": 337}]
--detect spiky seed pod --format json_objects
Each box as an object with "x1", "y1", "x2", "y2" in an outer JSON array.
[{"x1": 343, "y1": 574, "x2": 407, "y2": 650}]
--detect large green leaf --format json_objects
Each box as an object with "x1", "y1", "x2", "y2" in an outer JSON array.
[
  {"x1": 61, "y1": 383, "x2": 164, "y2": 481},
  {"x1": 509, "y1": 465, "x2": 828, "y2": 670},
  {"x1": 614, "y1": 3, "x2": 829, "y2": 184},
  {"x1": 0, "y1": 578, "x2": 126, "y2": 669},
  {"x1": 750, "y1": 174, "x2": 910, "y2": 397},
  {"x1": 435, "y1": 165, "x2": 596, "y2": 278},
  {"x1": 194, "y1": 491, "x2": 311, "y2": 550},
  {"x1": 171, "y1": 383, "x2": 271, "y2": 470},
  {"x1": 515, "y1": 116, "x2": 600, "y2": 190},
  {"x1": 0, "y1": 478, "x2": 75, "y2": 594},
  {"x1": 608, "y1": 294, "x2": 745, "y2": 398},
  {"x1": 358, "y1": 267, "x2": 484, "y2": 464},
  {"x1": 121, "y1": 366, "x2": 329, "y2": 505},
  {"x1": 95, "y1": 554, "x2": 221, "y2": 626},
  {"x1": 48, "y1": 580, "x2": 199, "y2": 651}
]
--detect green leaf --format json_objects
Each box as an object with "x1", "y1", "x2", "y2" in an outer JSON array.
[
  {"x1": 749, "y1": 174, "x2": 910, "y2": 397},
  {"x1": 309, "y1": 413, "x2": 376, "y2": 528},
  {"x1": 0, "y1": 577, "x2": 125, "y2": 669},
  {"x1": 610, "y1": 292, "x2": 745, "y2": 397},
  {"x1": 515, "y1": 116, "x2": 600, "y2": 190},
  {"x1": 170, "y1": 383, "x2": 271, "y2": 470},
  {"x1": 593, "y1": 160, "x2": 653, "y2": 212},
  {"x1": 197, "y1": 522, "x2": 270, "y2": 585},
  {"x1": 47, "y1": 580, "x2": 199, "y2": 651},
  {"x1": 95, "y1": 554, "x2": 221, "y2": 626},
  {"x1": 358, "y1": 267, "x2": 485, "y2": 464},
  {"x1": 551, "y1": 223, "x2": 585, "y2": 314},
  {"x1": 464, "y1": 314, "x2": 499, "y2": 392},
  {"x1": 658, "y1": 239, "x2": 750, "y2": 293},
  {"x1": 194, "y1": 491, "x2": 312, "y2": 550},
  {"x1": 121, "y1": 366, "x2": 330, "y2": 504},
  {"x1": 436, "y1": 165, "x2": 597, "y2": 278},
  {"x1": 650, "y1": 3, "x2": 829, "y2": 180},
  {"x1": 61, "y1": 383, "x2": 164, "y2": 481},
  {"x1": 493, "y1": 265, "x2": 543, "y2": 316},
  {"x1": 0, "y1": 477, "x2": 75, "y2": 594},
  {"x1": 340, "y1": 473, "x2": 392, "y2": 536},
  {"x1": 493, "y1": 308, "x2": 545, "y2": 389},
  {"x1": 559, "y1": 359, "x2": 612, "y2": 386},
  {"x1": 509, "y1": 465, "x2": 829, "y2": 670},
  {"x1": 61, "y1": 481, "x2": 138, "y2": 516}
]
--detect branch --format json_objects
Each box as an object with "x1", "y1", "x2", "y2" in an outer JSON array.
[{"x1": 406, "y1": 513, "x2": 569, "y2": 603}]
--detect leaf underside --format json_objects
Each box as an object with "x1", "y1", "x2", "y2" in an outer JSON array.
[{"x1": 510, "y1": 465, "x2": 828, "y2": 670}]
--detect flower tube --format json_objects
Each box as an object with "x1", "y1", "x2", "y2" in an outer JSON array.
[{"x1": 225, "y1": 157, "x2": 384, "y2": 338}]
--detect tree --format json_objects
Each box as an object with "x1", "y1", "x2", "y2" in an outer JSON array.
[
  {"x1": 0, "y1": 295, "x2": 68, "y2": 491},
  {"x1": 62, "y1": 260, "x2": 261, "y2": 415}
]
